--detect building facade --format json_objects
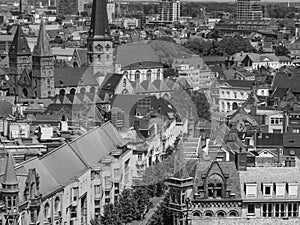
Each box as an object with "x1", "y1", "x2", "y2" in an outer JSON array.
[
  {"x1": 236, "y1": 0, "x2": 263, "y2": 20},
  {"x1": 158, "y1": 0, "x2": 180, "y2": 23}
]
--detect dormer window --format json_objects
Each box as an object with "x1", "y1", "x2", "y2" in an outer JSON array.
[
  {"x1": 207, "y1": 174, "x2": 223, "y2": 199},
  {"x1": 275, "y1": 183, "x2": 285, "y2": 198},
  {"x1": 245, "y1": 183, "x2": 257, "y2": 198},
  {"x1": 263, "y1": 183, "x2": 272, "y2": 198}
]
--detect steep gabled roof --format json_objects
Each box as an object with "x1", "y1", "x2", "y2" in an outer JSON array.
[
  {"x1": 89, "y1": 0, "x2": 111, "y2": 40},
  {"x1": 33, "y1": 19, "x2": 51, "y2": 57},
  {"x1": 2, "y1": 152, "x2": 18, "y2": 186},
  {"x1": 8, "y1": 25, "x2": 31, "y2": 56}
]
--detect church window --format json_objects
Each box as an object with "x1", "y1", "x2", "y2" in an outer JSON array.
[
  {"x1": 105, "y1": 44, "x2": 110, "y2": 51},
  {"x1": 157, "y1": 69, "x2": 161, "y2": 80},
  {"x1": 123, "y1": 79, "x2": 126, "y2": 87},
  {"x1": 54, "y1": 197, "x2": 61, "y2": 213},
  {"x1": 135, "y1": 71, "x2": 140, "y2": 81},
  {"x1": 146, "y1": 70, "x2": 151, "y2": 81},
  {"x1": 98, "y1": 55, "x2": 101, "y2": 62}
]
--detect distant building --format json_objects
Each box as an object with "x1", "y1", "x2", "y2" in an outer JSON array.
[
  {"x1": 158, "y1": 0, "x2": 180, "y2": 23},
  {"x1": 236, "y1": 0, "x2": 263, "y2": 20}
]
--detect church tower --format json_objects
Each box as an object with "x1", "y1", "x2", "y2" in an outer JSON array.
[
  {"x1": 32, "y1": 19, "x2": 55, "y2": 98},
  {"x1": 0, "y1": 153, "x2": 20, "y2": 224},
  {"x1": 87, "y1": 0, "x2": 115, "y2": 86},
  {"x1": 8, "y1": 25, "x2": 32, "y2": 95}
]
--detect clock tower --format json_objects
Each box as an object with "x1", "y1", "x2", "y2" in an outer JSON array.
[{"x1": 87, "y1": 0, "x2": 115, "y2": 86}]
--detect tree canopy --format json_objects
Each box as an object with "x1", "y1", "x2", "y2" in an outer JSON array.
[{"x1": 219, "y1": 35, "x2": 255, "y2": 56}]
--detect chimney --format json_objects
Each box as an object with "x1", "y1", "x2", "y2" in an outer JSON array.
[{"x1": 235, "y1": 148, "x2": 247, "y2": 171}]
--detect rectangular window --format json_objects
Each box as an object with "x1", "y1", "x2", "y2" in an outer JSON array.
[
  {"x1": 73, "y1": 187, "x2": 79, "y2": 201},
  {"x1": 262, "y1": 203, "x2": 273, "y2": 217},
  {"x1": 288, "y1": 183, "x2": 298, "y2": 197},
  {"x1": 70, "y1": 206, "x2": 77, "y2": 218},
  {"x1": 138, "y1": 154, "x2": 143, "y2": 161},
  {"x1": 287, "y1": 203, "x2": 298, "y2": 217},
  {"x1": 276, "y1": 183, "x2": 285, "y2": 198},
  {"x1": 263, "y1": 184, "x2": 272, "y2": 197},
  {"x1": 247, "y1": 204, "x2": 255, "y2": 215},
  {"x1": 246, "y1": 183, "x2": 257, "y2": 198},
  {"x1": 94, "y1": 185, "x2": 101, "y2": 195},
  {"x1": 275, "y1": 203, "x2": 285, "y2": 217}
]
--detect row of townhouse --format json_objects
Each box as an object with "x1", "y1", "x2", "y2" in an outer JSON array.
[{"x1": 0, "y1": 122, "x2": 141, "y2": 225}]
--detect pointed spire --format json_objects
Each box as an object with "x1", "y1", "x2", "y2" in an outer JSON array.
[
  {"x1": 33, "y1": 18, "x2": 51, "y2": 56},
  {"x1": 2, "y1": 152, "x2": 18, "y2": 186},
  {"x1": 8, "y1": 25, "x2": 31, "y2": 56},
  {"x1": 89, "y1": 0, "x2": 111, "y2": 40}
]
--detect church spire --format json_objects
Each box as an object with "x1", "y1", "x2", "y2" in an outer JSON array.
[
  {"x1": 8, "y1": 24, "x2": 31, "y2": 57},
  {"x1": 2, "y1": 152, "x2": 18, "y2": 187},
  {"x1": 33, "y1": 19, "x2": 51, "y2": 56},
  {"x1": 89, "y1": 0, "x2": 111, "y2": 40}
]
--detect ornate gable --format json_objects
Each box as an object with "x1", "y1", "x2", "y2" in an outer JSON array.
[{"x1": 24, "y1": 169, "x2": 42, "y2": 205}]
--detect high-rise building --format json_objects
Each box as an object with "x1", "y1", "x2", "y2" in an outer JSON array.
[
  {"x1": 158, "y1": 0, "x2": 180, "y2": 23},
  {"x1": 237, "y1": 0, "x2": 263, "y2": 20}
]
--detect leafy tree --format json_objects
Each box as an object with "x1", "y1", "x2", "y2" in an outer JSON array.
[
  {"x1": 219, "y1": 35, "x2": 255, "y2": 56},
  {"x1": 191, "y1": 91, "x2": 211, "y2": 121},
  {"x1": 163, "y1": 67, "x2": 178, "y2": 78},
  {"x1": 275, "y1": 45, "x2": 290, "y2": 56},
  {"x1": 101, "y1": 203, "x2": 121, "y2": 225},
  {"x1": 55, "y1": 14, "x2": 65, "y2": 25},
  {"x1": 149, "y1": 194, "x2": 173, "y2": 225}
]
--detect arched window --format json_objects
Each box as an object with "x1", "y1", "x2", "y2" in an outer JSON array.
[
  {"x1": 73, "y1": 62, "x2": 78, "y2": 67},
  {"x1": 135, "y1": 71, "x2": 140, "y2": 81},
  {"x1": 207, "y1": 174, "x2": 224, "y2": 199},
  {"x1": 228, "y1": 210, "x2": 239, "y2": 217},
  {"x1": 123, "y1": 78, "x2": 126, "y2": 87},
  {"x1": 90, "y1": 86, "x2": 96, "y2": 94},
  {"x1": 146, "y1": 70, "x2": 152, "y2": 81},
  {"x1": 44, "y1": 202, "x2": 50, "y2": 219},
  {"x1": 59, "y1": 89, "x2": 66, "y2": 96},
  {"x1": 157, "y1": 69, "x2": 161, "y2": 80},
  {"x1": 192, "y1": 211, "x2": 202, "y2": 219},
  {"x1": 54, "y1": 197, "x2": 61, "y2": 213},
  {"x1": 70, "y1": 88, "x2": 76, "y2": 95},
  {"x1": 232, "y1": 102, "x2": 238, "y2": 110},
  {"x1": 216, "y1": 211, "x2": 226, "y2": 218},
  {"x1": 80, "y1": 87, "x2": 86, "y2": 95},
  {"x1": 122, "y1": 89, "x2": 128, "y2": 95},
  {"x1": 204, "y1": 211, "x2": 214, "y2": 217}
]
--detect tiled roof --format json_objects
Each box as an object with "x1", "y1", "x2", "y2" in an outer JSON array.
[
  {"x1": 239, "y1": 167, "x2": 300, "y2": 200},
  {"x1": 256, "y1": 133, "x2": 283, "y2": 147},
  {"x1": 123, "y1": 61, "x2": 163, "y2": 70},
  {"x1": 283, "y1": 133, "x2": 300, "y2": 148},
  {"x1": 222, "y1": 79, "x2": 254, "y2": 88},
  {"x1": 100, "y1": 73, "x2": 123, "y2": 90},
  {"x1": 15, "y1": 122, "x2": 127, "y2": 203},
  {"x1": 54, "y1": 67, "x2": 98, "y2": 87},
  {"x1": 8, "y1": 25, "x2": 31, "y2": 56},
  {"x1": 272, "y1": 69, "x2": 300, "y2": 92}
]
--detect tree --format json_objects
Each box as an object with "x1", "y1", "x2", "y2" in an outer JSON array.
[
  {"x1": 219, "y1": 35, "x2": 255, "y2": 56},
  {"x1": 149, "y1": 194, "x2": 173, "y2": 225},
  {"x1": 55, "y1": 14, "x2": 65, "y2": 25},
  {"x1": 191, "y1": 91, "x2": 211, "y2": 121},
  {"x1": 101, "y1": 203, "x2": 122, "y2": 225},
  {"x1": 163, "y1": 67, "x2": 178, "y2": 78},
  {"x1": 275, "y1": 45, "x2": 290, "y2": 56}
]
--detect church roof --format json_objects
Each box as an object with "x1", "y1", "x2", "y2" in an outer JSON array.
[
  {"x1": 54, "y1": 67, "x2": 98, "y2": 87},
  {"x1": 8, "y1": 25, "x2": 31, "y2": 56},
  {"x1": 89, "y1": 0, "x2": 111, "y2": 40},
  {"x1": 33, "y1": 19, "x2": 51, "y2": 56},
  {"x1": 2, "y1": 152, "x2": 18, "y2": 186}
]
